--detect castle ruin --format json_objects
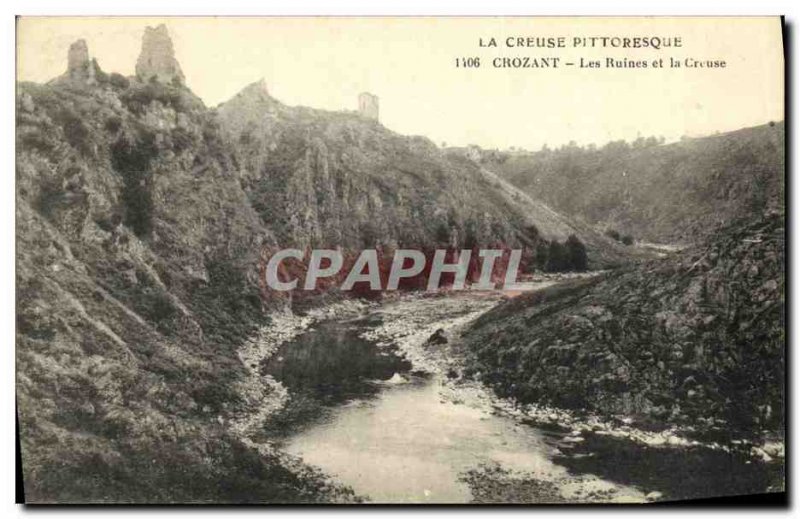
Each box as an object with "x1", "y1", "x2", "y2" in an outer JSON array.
[
  {"x1": 358, "y1": 92, "x2": 379, "y2": 121},
  {"x1": 64, "y1": 39, "x2": 96, "y2": 85},
  {"x1": 135, "y1": 24, "x2": 185, "y2": 85}
]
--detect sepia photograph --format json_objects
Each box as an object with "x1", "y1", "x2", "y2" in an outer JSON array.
[{"x1": 13, "y1": 15, "x2": 785, "y2": 505}]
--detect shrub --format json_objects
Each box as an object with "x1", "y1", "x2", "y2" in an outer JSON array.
[
  {"x1": 20, "y1": 131, "x2": 55, "y2": 154},
  {"x1": 534, "y1": 241, "x2": 550, "y2": 271},
  {"x1": 121, "y1": 82, "x2": 187, "y2": 115},
  {"x1": 435, "y1": 221, "x2": 451, "y2": 244},
  {"x1": 54, "y1": 107, "x2": 91, "y2": 155},
  {"x1": 524, "y1": 224, "x2": 540, "y2": 242},
  {"x1": 35, "y1": 176, "x2": 64, "y2": 219},
  {"x1": 171, "y1": 125, "x2": 196, "y2": 152},
  {"x1": 111, "y1": 131, "x2": 157, "y2": 237},
  {"x1": 91, "y1": 59, "x2": 108, "y2": 84},
  {"x1": 621, "y1": 234, "x2": 635, "y2": 246},
  {"x1": 108, "y1": 73, "x2": 130, "y2": 90},
  {"x1": 605, "y1": 229, "x2": 621, "y2": 241},
  {"x1": 104, "y1": 116, "x2": 122, "y2": 133}
]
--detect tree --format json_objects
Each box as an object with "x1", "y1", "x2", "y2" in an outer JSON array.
[
  {"x1": 534, "y1": 241, "x2": 549, "y2": 271},
  {"x1": 545, "y1": 240, "x2": 569, "y2": 272},
  {"x1": 565, "y1": 235, "x2": 588, "y2": 271}
]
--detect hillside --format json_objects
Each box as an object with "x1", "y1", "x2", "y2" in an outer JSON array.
[
  {"x1": 15, "y1": 72, "x2": 367, "y2": 502},
  {"x1": 461, "y1": 209, "x2": 785, "y2": 441},
  {"x1": 216, "y1": 80, "x2": 631, "y2": 268},
  {"x1": 15, "y1": 27, "x2": 636, "y2": 503},
  {"x1": 477, "y1": 123, "x2": 785, "y2": 243}
]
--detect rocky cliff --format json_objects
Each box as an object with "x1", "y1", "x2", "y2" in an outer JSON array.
[
  {"x1": 16, "y1": 34, "x2": 353, "y2": 502},
  {"x1": 462, "y1": 209, "x2": 785, "y2": 441},
  {"x1": 216, "y1": 80, "x2": 631, "y2": 268}
]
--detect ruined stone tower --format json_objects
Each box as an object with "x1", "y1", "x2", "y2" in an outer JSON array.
[
  {"x1": 358, "y1": 92, "x2": 379, "y2": 121},
  {"x1": 135, "y1": 24, "x2": 185, "y2": 85},
  {"x1": 65, "y1": 39, "x2": 96, "y2": 84}
]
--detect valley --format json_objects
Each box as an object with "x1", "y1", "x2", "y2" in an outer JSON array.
[{"x1": 14, "y1": 21, "x2": 785, "y2": 504}]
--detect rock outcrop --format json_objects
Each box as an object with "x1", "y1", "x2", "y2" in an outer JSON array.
[
  {"x1": 462, "y1": 210, "x2": 785, "y2": 440},
  {"x1": 216, "y1": 78, "x2": 276, "y2": 139},
  {"x1": 135, "y1": 24, "x2": 185, "y2": 85},
  {"x1": 244, "y1": 77, "x2": 269, "y2": 98}
]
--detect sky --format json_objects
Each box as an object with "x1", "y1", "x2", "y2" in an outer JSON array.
[{"x1": 16, "y1": 17, "x2": 784, "y2": 150}]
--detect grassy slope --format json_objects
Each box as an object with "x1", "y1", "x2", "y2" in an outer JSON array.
[{"x1": 484, "y1": 122, "x2": 785, "y2": 243}]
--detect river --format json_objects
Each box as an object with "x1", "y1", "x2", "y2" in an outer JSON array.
[{"x1": 259, "y1": 285, "x2": 780, "y2": 503}]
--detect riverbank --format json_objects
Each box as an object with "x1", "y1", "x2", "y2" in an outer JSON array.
[
  {"x1": 257, "y1": 292, "x2": 651, "y2": 503},
  {"x1": 226, "y1": 298, "x2": 377, "y2": 502},
  {"x1": 230, "y1": 268, "x2": 782, "y2": 503},
  {"x1": 351, "y1": 288, "x2": 784, "y2": 501}
]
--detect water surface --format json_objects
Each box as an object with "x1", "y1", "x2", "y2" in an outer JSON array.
[{"x1": 267, "y1": 317, "x2": 608, "y2": 503}]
